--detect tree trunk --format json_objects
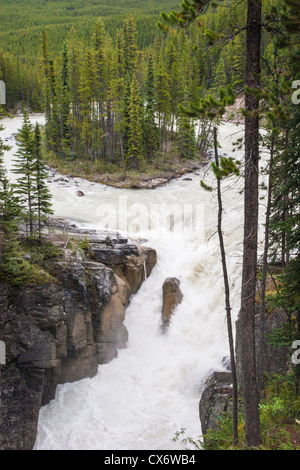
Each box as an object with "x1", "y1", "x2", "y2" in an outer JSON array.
[
  {"x1": 214, "y1": 127, "x2": 239, "y2": 446},
  {"x1": 239, "y1": 0, "x2": 262, "y2": 448}
]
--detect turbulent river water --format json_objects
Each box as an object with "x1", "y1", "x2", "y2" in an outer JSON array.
[{"x1": 1, "y1": 114, "x2": 263, "y2": 450}]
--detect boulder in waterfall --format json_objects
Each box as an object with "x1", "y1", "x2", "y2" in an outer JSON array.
[
  {"x1": 161, "y1": 277, "x2": 183, "y2": 331},
  {"x1": 76, "y1": 190, "x2": 84, "y2": 197}
]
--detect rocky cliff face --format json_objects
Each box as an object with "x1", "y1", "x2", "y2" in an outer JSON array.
[{"x1": 0, "y1": 228, "x2": 156, "y2": 450}]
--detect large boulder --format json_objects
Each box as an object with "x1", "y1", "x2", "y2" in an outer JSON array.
[
  {"x1": 161, "y1": 277, "x2": 183, "y2": 330},
  {"x1": 199, "y1": 370, "x2": 233, "y2": 438}
]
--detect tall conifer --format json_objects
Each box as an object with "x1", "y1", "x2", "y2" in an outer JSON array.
[
  {"x1": 144, "y1": 55, "x2": 159, "y2": 160},
  {"x1": 126, "y1": 74, "x2": 144, "y2": 170},
  {"x1": 32, "y1": 123, "x2": 53, "y2": 238},
  {"x1": 12, "y1": 110, "x2": 36, "y2": 237}
]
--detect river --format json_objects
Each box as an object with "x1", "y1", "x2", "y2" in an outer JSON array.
[{"x1": 0, "y1": 114, "x2": 259, "y2": 450}]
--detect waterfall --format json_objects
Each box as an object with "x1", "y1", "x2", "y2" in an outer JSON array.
[{"x1": 1, "y1": 116, "x2": 253, "y2": 450}]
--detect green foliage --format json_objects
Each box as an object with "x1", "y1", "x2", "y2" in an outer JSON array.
[
  {"x1": 175, "y1": 373, "x2": 300, "y2": 450},
  {"x1": 12, "y1": 110, "x2": 37, "y2": 236},
  {"x1": 33, "y1": 122, "x2": 54, "y2": 237},
  {"x1": 0, "y1": 0, "x2": 179, "y2": 62},
  {"x1": 143, "y1": 54, "x2": 159, "y2": 159},
  {"x1": 177, "y1": 96, "x2": 197, "y2": 160},
  {"x1": 12, "y1": 111, "x2": 53, "y2": 237},
  {"x1": 0, "y1": 237, "x2": 61, "y2": 287},
  {"x1": 0, "y1": 127, "x2": 20, "y2": 235},
  {"x1": 211, "y1": 156, "x2": 240, "y2": 179},
  {"x1": 126, "y1": 74, "x2": 144, "y2": 169},
  {"x1": 200, "y1": 179, "x2": 213, "y2": 192},
  {"x1": 77, "y1": 237, "x2": 94, "y2": 259},
  {"x1": 21, "y1": 237, "x2": 62, "y2": 265}
]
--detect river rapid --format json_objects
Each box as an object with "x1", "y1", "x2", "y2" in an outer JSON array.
[{"x1": 1, "y1": 114, "x2": 259, "y2": 450}]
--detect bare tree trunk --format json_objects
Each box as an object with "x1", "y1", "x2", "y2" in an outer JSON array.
[
  {"x1": 239, "y1": 0, "x2": 262, "y2": 448},
  {"x1": 213, "y1": 127, "x2": 239, "y2": 446}
]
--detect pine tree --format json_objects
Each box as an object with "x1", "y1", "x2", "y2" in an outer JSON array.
[
  {"x1": 60, "y1": 43, "x2": 70, "y2": 153},
  {"x1": 123, "y1": 15, "x2": 138, "y2": 78},
  {"x1": 126, "y1": 74, "x2": 144, "y2": 170},
  {"x1": 0, "y1": 153, "x2": 19, "y2": 233},
  {"x1": 230, "y1": 35, "x2": 244, "y2": 92},
  {"x1": 177, "y1": 92, "x2": 197, "y2": 160},
  {"x1": 12, "y1": 110, "x2": 36, "y2": 237},
  {"x1": 0, "y1": 133, "x2": 21, "y2": 275},
  {"x1": 78, "y1": 47, "x2": 94, "y2": 160},
  {"x1": 155, "y1": 54, "x2": 171, "y2": 152},
  {"x1": 214, "y1": 56, "x2": 227, "y2": 92},
  {"x1": 41, "y1": 30, "x2": 51, "y2": 142},
  {"x1": 122, "y1": 73, "x2": 132, "y2": 157},
  {"x1": 93, "y1": 18, "x2": 109, "y2": 161},
  {"x1": 67, "y1": 28, "x2": 83, "y2": 160},
  {"x1": 0, "y1": 130, "x2": 20, "y2": 264},
  {"x1": 143, "y1": 55, "x2": 159, "y2": 160},
  {"x1": 32, "y1": 123, "x2": 53, "y2": 238}
]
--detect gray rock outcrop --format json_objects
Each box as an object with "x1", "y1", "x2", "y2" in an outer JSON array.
[
  {"x1": 199, "y1": 370, "x2": 233, "y2": 437},
  {"x1": 0, "y1": 228, "x2": 157, "y2": 450}
]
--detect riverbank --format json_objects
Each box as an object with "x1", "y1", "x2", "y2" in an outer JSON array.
[{"x1": 43, "y1": 149, "x2": 208, "y2": 189}]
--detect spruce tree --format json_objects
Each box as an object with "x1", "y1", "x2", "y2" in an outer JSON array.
[
  {"x1": 126, "y1": 74, "x2": 144, "y2": 170},
  {"x1": 32, "y1": 123, "x2": 53, "y2": 238},
  {"x1": 214, "y1": 57, "x2": 227, "y2": 93},
  {"x1": 0, "y1": 154, "x2": 19, "y2": 235},
  {"x1": 143, "y1": 55, "x2": 159, "y2": 160},
  {"x1": 177, "y1": 92, "x2": 197, "y2": 160},
  {"x1": 0, "y1": 129, "x2": 20, "y2": 265},
  {"x1": 122, "y1": 73, "x2": 132, "y2": 157},
  {"x1": 123, "y1": 15, "x2": 138, "y2": 78},
  {"x1": 155, "y1": 54, "x2": 171, "y2": 152},
  {"x1": 12, "y1": 110, "x2": 36, "y2": 237},
  {"x1": 60, "y1": 43, "x2": 70, "y2": 153}
]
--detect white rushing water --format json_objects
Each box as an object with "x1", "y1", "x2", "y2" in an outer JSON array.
[{"x1": 1, "y1": 114, "x2": 258, "y2": 450}]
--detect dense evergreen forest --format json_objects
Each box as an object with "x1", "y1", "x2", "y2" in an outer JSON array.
[
  {"x1": 1, "y1": 0, "x2": 275, "y2": 165},
  {"x1": 0, "y1": 0, "x2": 176, "y2": 110},
  {"x1": 0, "y1": 0, "x2": 264, "y2": 114},
  {"x1": 0, "y1": 0, "x2": 179, "y2": 59},
  {"x1": 0, "y1": 0, "x2": 299, "y2": 451}
]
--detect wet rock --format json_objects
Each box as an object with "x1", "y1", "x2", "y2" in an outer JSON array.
[
  {"x1": 54, "y1": 177, "x2": 69, "y2": 183},
  {"x1": 161, "y1": 277, "x2": 183, "y2": 330},
  {"x1": 76, "y1": 190, "x2": 84, "y2": 197},
  {"x1": 0, "y1": 227, "x2": 157, "y2": 450},
  {"x1": 199, "y1": 370, "x2": 233, "y2": 437}
]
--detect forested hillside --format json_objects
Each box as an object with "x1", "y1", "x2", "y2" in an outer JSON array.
[
  {"x1": 0, "y1": 0, "x2": 178, "y2": 61},
  {"x1": 0, "y1": 0, "x2": 277, "y2": 112}
]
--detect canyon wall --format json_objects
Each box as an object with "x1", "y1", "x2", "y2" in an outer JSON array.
[{"x1": 0, "y1": 229, "x2": 156, "y2": 450}]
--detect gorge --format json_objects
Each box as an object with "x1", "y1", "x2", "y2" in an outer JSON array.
[{"x1": 0, "y1": 114, "x2": 261, "y2": 450}]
